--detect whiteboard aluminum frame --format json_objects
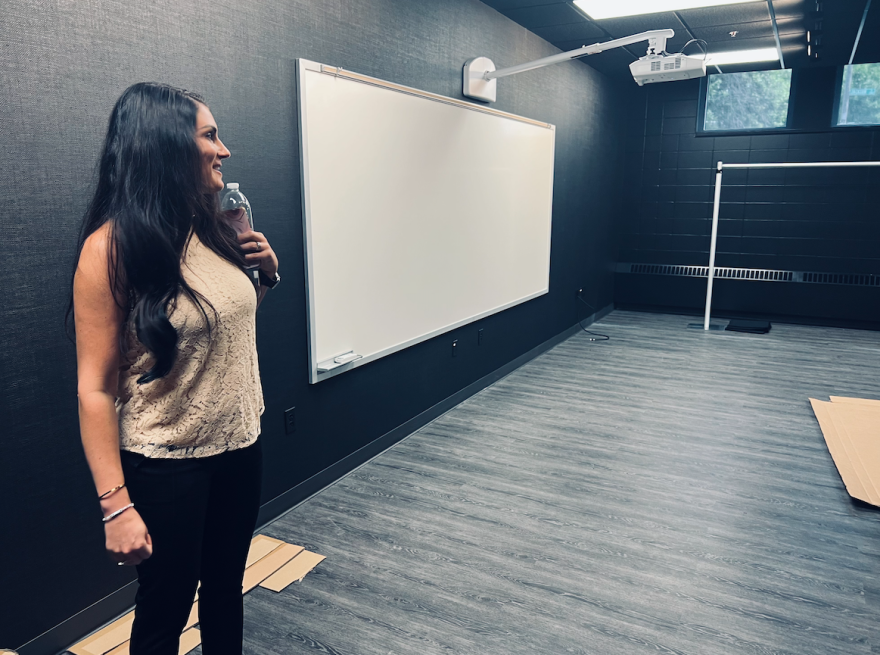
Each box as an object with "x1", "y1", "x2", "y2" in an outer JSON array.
[{"x1": 297, "y1": 58, "x2": 556, "y2": 384}]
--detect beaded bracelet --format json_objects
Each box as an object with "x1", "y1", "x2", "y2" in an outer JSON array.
[
  {"x1": 99, "y1": 483, "x2": 126, "y2": 500},
  {"x1": 102, "y1": 503, "x2": 135, "y2": 523}
]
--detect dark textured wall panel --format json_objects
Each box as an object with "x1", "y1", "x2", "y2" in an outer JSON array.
[
  {"x1": 615, "y1": 75, "x2": 880, "y2": 326},
  {"x1": 0, "y1": 0, "x2": 626, "y2": 648}
]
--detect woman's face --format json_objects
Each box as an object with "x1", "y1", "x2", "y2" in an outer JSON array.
[{"x1": 194, "y1": 103, "x2": 230, "y2": 193}]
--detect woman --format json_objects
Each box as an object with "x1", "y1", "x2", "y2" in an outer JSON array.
[{"x1": 71, "y1": 82, "x2": 279, "y2": 654}]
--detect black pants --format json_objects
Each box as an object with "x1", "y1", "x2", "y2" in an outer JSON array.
[{"x1": 120, "y1": 439, "x2": 263, "y2": 655}]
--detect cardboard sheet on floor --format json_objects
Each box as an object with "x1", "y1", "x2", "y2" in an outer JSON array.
[
  {"x1": 178, "y1": 628, "x2": 201, "y2": 654},
  {"x1": 184, "y1": 600, "x2": 199, "y2": 631},
  {"x1": 829, "y1": 405, "x2": 880, "y2": 500},
  {"x1": 246, "y1": 534, "x2": 285, "y2": 567},
  {"x1": 243, "y1": 543, "x2": 304, "y2": 592},
  {"x1": 810, "y1": 399, "x2": 869, "y2": 503},
  {"x1": 68, "y1": 535, "x2": 321, "y2": 654},
  {"x1": 261, "y1": 551, "x2": 327, "y2": 591},
  {"x1": 829, "y1": 396, "x2": 880, "y2": 407},
  {"x1": 67, "y1": 612, "x2": 133, "y2": 655},
  {"x1": 810, "y1": 397, "x2": 880, "y2": 507}
]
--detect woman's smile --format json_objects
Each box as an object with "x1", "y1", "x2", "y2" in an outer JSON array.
[{"x1": 195, "y1": 103, "x2": 230, "y2": 193}]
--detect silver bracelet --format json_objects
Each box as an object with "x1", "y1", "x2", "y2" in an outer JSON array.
[{"x1": 102, "y1": 503, "x2": 135, "y2": 523}]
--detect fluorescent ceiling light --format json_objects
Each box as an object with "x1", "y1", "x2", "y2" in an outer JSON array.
[
  {"x1": 573, "y1": 0, "x2": 757, "y2": 20},
  {"x1": 705, "y1": 47, "x2": 780, "y2": 65}
]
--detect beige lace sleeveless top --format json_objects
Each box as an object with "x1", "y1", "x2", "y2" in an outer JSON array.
[{"x1": 116, "y1": 232, "x2": 264, "y2": 458}]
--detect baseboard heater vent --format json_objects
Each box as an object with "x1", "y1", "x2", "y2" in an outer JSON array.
[
  {"x1": 618, "y1": 263, "x2": 880, "y2": 287},
  {"x1": 801, "y1": 272, "x2": 880, "y2": 286}
]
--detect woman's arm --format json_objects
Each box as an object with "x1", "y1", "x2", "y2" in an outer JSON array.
[
  {"x1": 238, "y1": 229, "x2": 279, "y2": 309},
  {"x1": 257, "y1": 283, "x2": 270, "y2": 308},
  {"x1": 74, "y1": 223, "x2": 151, "y2": 565}
]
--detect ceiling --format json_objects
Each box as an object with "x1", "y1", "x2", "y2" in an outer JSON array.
[{"x1": 479, "y1": 0, "x2": 879, "y2": 79}]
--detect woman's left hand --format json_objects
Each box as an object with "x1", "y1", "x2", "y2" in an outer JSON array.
[{"x1": 238, "y1": 230, "x2": 279, "y2": 277}]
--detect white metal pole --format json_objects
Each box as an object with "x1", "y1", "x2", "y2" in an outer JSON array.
[
  {"x1": 721, "y1": 161, "x2": 880, "y2": 169},
  {"x1": 704, "y1": 162, "x2": 724, "y2": 330},
  {"x1": 694, "y1": 161, "x2": 880, "y2": 332}
]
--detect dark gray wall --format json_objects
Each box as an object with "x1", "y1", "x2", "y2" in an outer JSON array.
[
  {"x1": 1, "y1": 0, "x2": 626, "y2": 649},
  {"x1": 616, "y1": 71, "x2": 880, "y2": 328}
]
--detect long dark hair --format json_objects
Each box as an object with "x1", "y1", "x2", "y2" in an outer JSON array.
[{"x1": 67, "y1": 82, "x2": 247, "y2": 383}]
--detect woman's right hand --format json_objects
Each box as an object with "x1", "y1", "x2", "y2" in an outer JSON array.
[{"x1": 105, "y1": 508, "x2": 153, "y2": 566}]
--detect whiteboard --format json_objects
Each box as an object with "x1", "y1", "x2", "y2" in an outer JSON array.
[{"x1": 298, "y1": 60, "x2": 556, "y2": 383}]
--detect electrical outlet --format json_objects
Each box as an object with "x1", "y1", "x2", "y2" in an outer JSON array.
[
  {"x1": 452, "y1": 339, "x2": 458, "y2": 357},
  {"x1": 478, "y1": 328, "x2": 484, "y2": 345},
  {"x1": 284, "y1": 407, "x2": 296, "y2": 435}
]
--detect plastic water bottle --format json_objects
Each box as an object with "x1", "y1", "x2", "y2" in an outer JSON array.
[
  {"x1": 220, "y1": 183, "x2": 260, "y2": 288},
  {"x1": 220, "y1": 183, "x2": 253, "y2": 233}
]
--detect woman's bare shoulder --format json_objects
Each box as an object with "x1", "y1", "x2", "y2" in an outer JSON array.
[
  {"x1": 76, "y1": 221, "x2": 125, "y2": 307},
  {"x1": 79, "y1": 221, "x2": 114, "y2": 268}
]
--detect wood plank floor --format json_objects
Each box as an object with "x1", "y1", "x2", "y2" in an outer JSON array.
[{"x1": 227, "y1": 311, "x2": 879, "y2": 654}]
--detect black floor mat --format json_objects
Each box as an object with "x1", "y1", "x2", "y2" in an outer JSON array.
[{"x1": 726, "y1": 318, "x2": 771, "y2": 334}]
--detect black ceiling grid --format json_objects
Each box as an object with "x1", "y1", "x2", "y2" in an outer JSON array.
[{"x1": 479, "y1": 1, "x2": 876, "y2": 80}]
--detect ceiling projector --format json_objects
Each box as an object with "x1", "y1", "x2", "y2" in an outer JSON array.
[
  {"x1": 630, "y1": 52, "x2": 707, "y2": 86},
  {"x1": 462, "y1": 30, "x2": 706, "y2": 103}
]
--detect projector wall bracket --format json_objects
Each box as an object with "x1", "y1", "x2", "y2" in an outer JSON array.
[{"x1": 463, "y1": 29, "x2": 674, "y2": 103}]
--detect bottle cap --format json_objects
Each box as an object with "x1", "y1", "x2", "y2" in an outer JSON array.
[{"x1": 226, "y1": 183, "x2": 239, "y2": 190}]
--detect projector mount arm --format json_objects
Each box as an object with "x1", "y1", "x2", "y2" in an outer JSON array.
[{"x1": 463, "y1": 29, "x2": 675, "y2": 103}]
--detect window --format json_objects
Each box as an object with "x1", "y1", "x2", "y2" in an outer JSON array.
[
  {"x1": 836, "y1": 63, "x2": 880, "y2": 126},
  {"x1": 702, "y1": 69, "x2": 793, "y2": 131}
]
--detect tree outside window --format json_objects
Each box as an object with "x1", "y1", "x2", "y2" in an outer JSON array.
[
  {"x1": 704, "y1": 69, "x2": 792, "y2": 131},
  {"x1": 837, "y1": 63, "x2": 880, "y2": 126}
]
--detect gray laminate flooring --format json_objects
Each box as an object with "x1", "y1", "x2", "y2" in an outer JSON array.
[{"x1": 235, "y1": 312, "x2": 880, "y2": 654}]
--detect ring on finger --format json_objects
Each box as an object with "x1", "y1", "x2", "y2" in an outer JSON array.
[{"x1": 254, "y1": 241, "x2": 262, "y2": 251}]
